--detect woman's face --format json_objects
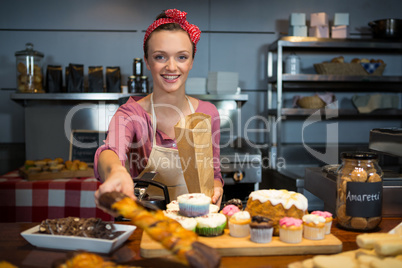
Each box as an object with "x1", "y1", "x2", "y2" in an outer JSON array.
[{"x1": 144, "y1": 30, "x2": 194, "y2": 94}]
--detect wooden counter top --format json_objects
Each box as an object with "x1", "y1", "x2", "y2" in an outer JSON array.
[{"x1": 0, "y1": 218, "x2": 400, "y2": 268}]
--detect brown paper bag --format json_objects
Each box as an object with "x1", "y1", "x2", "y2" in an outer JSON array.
[{"x1": 174, "y1": 112, "x2": 214, "y2": 198}]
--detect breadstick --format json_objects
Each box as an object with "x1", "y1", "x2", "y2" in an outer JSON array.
[
  {"x1": 356, "y1": 233, "x2": 401, "y2": 249},
  {"x1": 374, "y1": 239, "x2": 402, "y2": 256},
  {"x1": 99, "y1": 191, "x2": 221, "y2": 268}
]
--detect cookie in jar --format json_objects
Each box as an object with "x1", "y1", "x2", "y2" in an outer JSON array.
[
  {"x1": 15, "y1": 43, "x2": 44, "y2": 93},
  {"x1": 336, "y1": 152, "x2": 383, "y2": 231}
]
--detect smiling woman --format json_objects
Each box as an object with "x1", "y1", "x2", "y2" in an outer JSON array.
[{"x1": 94, "y1": 9, "x2": 224, "y2": 208}]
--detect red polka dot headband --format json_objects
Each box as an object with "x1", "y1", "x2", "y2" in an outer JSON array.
[{"x1": 144, "y1": 9, "x2": 201, "y2": 54}]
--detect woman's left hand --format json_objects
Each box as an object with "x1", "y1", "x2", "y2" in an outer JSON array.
[{"x1": 212, "y1": 180, "x2": 223, "y2": 208}]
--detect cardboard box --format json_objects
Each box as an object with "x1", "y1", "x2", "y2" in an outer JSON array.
[
  {"x1": 334, "y1": 13, "x2": 349, "y2": 26},
  {"x1": 289, "y1": 25, "x2": 308, "y2": 36},
  {"x1": 310, "y1": 12, "x2": 328, "y2": 26},
  {"x1": 290, "y1": 13, "x2": 306, "y2": 26},
  {"x1": 309, "y1": 25, "x2": 329, "y2": 38},
  {"x1": 331, "y1": 25, "x2": 349, "y2": 39}
]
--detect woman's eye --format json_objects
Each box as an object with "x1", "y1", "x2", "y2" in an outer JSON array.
[
  {"x1": 178, "y1": 55, "x2": 188, "y2": 61},
  {"x1": 154, "y1": 55, "x2": 165, "y2": 61}
]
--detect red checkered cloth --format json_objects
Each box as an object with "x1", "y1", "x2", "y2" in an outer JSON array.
[{"x1": 0, "y1": 170, "x2": 114, "y2": 222}]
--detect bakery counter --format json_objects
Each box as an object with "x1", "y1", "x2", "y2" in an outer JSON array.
[
  {"x1": 0, "y1": 170, "x2": 113, "y2": 222},
  {"x1": 0, "y1": 218, "x2": 400, "y2": 267}
]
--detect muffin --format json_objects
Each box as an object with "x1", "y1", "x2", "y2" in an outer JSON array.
[
  {"x1": 250, "y1": 216, "x2": 274, "y2": 243},
  {"x1": 229, "y1": 211, "x2": 251, "y2": 238},
  {"x1": 174, "y1": 216, "x2": 197, "y2": 232},
  {"x1": 302, "y1": 214, "x2": 326, "y2": 240},
  {"x1": 177, "y1": 193, "x2": 211, "y2": 217},
  {"x1": 166, "y1": 200, "x2": 179, "y2": 211},
  {"x1": 195, "y1": 213, "x2": 226, "y2": 237},
  {"x1": 311, "y1": 211, "x2": 333, "y2": 235},
  {"x1": 220, "y1": 204, "x2": 240, "y2": 228},
  {"x1": 279, "y1": 217, "x2": 303, "y2": 244},
  {"x1": 226, "y1": 198, "x2": 243, "y2": 210},
  {"x1": 209, "y1": 204, "x2": 220, "y2": 213}
]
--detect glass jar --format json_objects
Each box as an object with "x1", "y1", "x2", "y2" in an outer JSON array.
[
  {"x1": 15, "y1": 43, "x2": 44, "y2": 93},
  {"x1": 285, "y1": 53, "x2": 301, "y2": 74},
  {"x1": 336, "y1": 151, "x2": 383, "y2": 231}
]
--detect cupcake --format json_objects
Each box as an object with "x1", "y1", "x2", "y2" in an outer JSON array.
[
  {"x1": 175, "y1": 216, "x2": 197, "y2": 232},
  {"x1": 166, "y1": 200, "x2": 180, "y2": 211},
  {"x1": 195, "y1": 213, "x2": 226, "y2": 236},
  {"x1": 279, "y1": 217, "x2": 303, "y2": 244},
  {"x1": 311, "y1": 211, "x2": 333, "y2": 235},
  {"x1": 249, "y1": 216, "x2": 274, "y2": 243},
  {"x1": 220, "y1": 205, "x2": 240, "y2": 228},
  {"x1": 229, "y1": 211, "x2": 251, "y2": 237},
  {"x1": 177, "y1": 193, "x2": 211, "y2": 217},
  {"x1": 226, "y1": 198, "x2": 243, "y2": 210},
  {"x1": 210, "y1": 204, "x2": 220, "y2": 213},
  {"x1": 302, "y1": 214, "x2": 326, "y2": 240}
]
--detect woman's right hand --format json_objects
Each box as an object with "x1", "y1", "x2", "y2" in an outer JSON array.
[{"x1": 94, "y1": 165, "x2": 135, "y2": 209}]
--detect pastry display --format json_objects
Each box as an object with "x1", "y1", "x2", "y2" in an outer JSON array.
[
  {"x1": 177, "y1": 193, "x2": 211, "y2": 217},
  {"x1": 228, "y1": 211, "x2": 251, "y2": 238},
  {"x1": 24, "y1": 158, "x2": 89, "y2": 174},
  {"x1": 245, "y1": 189, "x2": 308, "y2": 235},
  {"x1": 38, "y1": 217, "x2": 122, "y2": 240},
  {"x1": 302, "y1": 214, "x2": 326, "y2": 240},
  {"x1": 278, "y1": 217, "x2": 303, "y2": 244},
  {"x1": 311, "y1": 211, "x2": 333, "y2": 234},
  {"x1": 195, "y1": 213, "x2": 227, "y2": 237},
  {"x1": 99, "y1": 191, "x2": 221, "y2": 268},
  {"x1": 249, "y1": 216, "x2": 274, "y2": 243}
]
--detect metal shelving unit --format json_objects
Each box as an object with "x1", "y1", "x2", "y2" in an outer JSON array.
[{"x1": 267, "y1": 37, "x2": 402, "y2": 171}]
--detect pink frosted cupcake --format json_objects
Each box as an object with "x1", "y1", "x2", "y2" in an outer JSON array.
[
  {"x1": 311, "y1": 211, "x2": 333, "y2": 235},
  {"x1": 279, "y1": 217, "x2": 303, "y2": 244},
  {"x1": 302, "y1": 214, "x2": 326, "y2": 240},
  {"x1": 220, "y1": 205, "x2": 240, "y2": 228}
]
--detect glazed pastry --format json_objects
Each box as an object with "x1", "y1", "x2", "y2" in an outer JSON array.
[
  {"x1": 99, "y1": 191, "x2": 221, "y2": 268},
  {"x1": 245, "y1": 189, "x2": 308, "y2": 235}
]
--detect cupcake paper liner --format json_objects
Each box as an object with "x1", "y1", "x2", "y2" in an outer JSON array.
[
  {"x1": 178, "y1": 202, "x2": 210, "y2": 217},
  {"x1": 303, "y1": 225, "x2": 325, "y2": 240},
  {"x1": 324, "y1": 221, "x2": 332, "y2": 235},
  {"x1": 229, "y1": 222, "x2": 250, "y2": 238},
  {"x1": 279, "y1": 228, "x2": 303, "y2": 244},
  {"x1": 196, "y1": 222, "x2": 226, "y2": 237},
  {"x1": 250, "y1": 227, "x2": 273, "y2": 243}
]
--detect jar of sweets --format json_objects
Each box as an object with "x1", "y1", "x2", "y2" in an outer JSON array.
[{"x1": 336, "y1": 152, "x2": 383, "y2": 231}]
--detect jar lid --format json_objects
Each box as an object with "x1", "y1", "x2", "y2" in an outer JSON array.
[
  {"x1": 341, "y1": 151, "x2": 379, "y2": 160},
  {"x1": 15, "y1": 43, "x2": 44, "y2": 57}
]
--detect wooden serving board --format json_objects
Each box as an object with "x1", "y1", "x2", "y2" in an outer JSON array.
[
  {"x1": 19, "y1": 167, "x2": 95, "y2": 181},
  {"x1": 140, "y1": 229, "x2": 342, "y2": 258}
]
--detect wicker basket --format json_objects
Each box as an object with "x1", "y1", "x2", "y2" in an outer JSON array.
[
  {"x1": 297, "y1": 95, "x2": 326, "y2": 109},
  {"x1": 314, "y1": 63, "x2": 386, "y2": 76}
]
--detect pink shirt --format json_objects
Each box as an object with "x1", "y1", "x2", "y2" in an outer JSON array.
[{"x1": 94, "y1": 96, "x2": 223, "y2": 185}]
